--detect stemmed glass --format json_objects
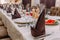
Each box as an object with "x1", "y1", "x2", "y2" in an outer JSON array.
[{"x1": 11, "y1": 6, "x2": 15, "y2": 15}]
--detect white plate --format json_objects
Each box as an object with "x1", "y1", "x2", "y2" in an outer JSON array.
[{"x1": 13, "y1": 17, "x2": 34, "y2": 24}]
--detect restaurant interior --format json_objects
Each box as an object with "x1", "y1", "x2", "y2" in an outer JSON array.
[{"x1": 0, "y1": 0, "x2": 60, "y2": 40}]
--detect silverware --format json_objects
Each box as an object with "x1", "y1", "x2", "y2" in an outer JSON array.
[
  {"x1": 57, "y1": 19, "x2": 60, "y2": 21},
  {"x1": 34, "y1": 32, "x2": 54, "y2": 39}
]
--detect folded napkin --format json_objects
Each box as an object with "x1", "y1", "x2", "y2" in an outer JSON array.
[
  {"x1": 31, "y1": 8, "x2": 45, "y2": 37},
  {"x1": 7, "y1": 7, "x2": 12, "y2": 13},
  {"x1": 12, "y1": 8, "x2": 21, "y2": 19},
  {"x1": 0, "y1": 6, "x2": 3, "y2": 9}
]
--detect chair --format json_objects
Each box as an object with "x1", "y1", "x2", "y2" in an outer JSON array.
[
  {"x1": 50, "y1": 7, "x2": 58, "y2": 16},
  {"x1": 57, "y1": 8, "x2": 60, "y2": 16}
]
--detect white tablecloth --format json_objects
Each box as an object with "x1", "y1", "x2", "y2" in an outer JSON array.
[
  {"x1": 1, "y1": 9, "x2": 60, "y2": 40},
  {"x1": 45, "y1": 15, "x2": 60, "y2": 40},
  {"x1": 15, "y1": 15, "x2": 60, "y2": 40}
]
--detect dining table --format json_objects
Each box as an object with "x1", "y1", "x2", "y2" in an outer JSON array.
[
  {"x1": 45, "y1": 15, "x2": 60, "y2": 40},
  {"x1": 0, "y1": 6, "x2": 60, "y2": 40}
]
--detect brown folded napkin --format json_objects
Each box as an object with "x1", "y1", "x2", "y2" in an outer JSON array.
[
  {"x1": 0, "y1": 6, "x2": 3, "y2": 9},
  {"x1": 7, "y1": 7, "x2": 12, "y2": 13},
  {"x1": 12, "y1": 8, "x2": 21, "y2": 19},
  {"x1": 31, "y1": 9, "x2": 45, "y2": 37}
]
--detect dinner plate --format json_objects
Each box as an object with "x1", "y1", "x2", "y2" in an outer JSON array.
[
  {"x1": 15, "y1": 21, "x2": 33, "y2": 24},
  {"x1": 13, "y1": 17, "x2": 34, "y2": 24},
  {"x1": 45, "y1": 20, "x2": 58, "y2": 25},
  {"x1": 46, "y1": 21, "x2": 58, "y2": 25}
]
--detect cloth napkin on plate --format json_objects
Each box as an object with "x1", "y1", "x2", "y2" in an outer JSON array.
[
  {"x1": 12, "y1": 8, "x2": 21, "y2": 19},
  {"x1": 6, "y1": 7, "x2": 12, "y2": 13},
  {"x1": 31, "y1": 8, "x2": 45, "y2": 37}
]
